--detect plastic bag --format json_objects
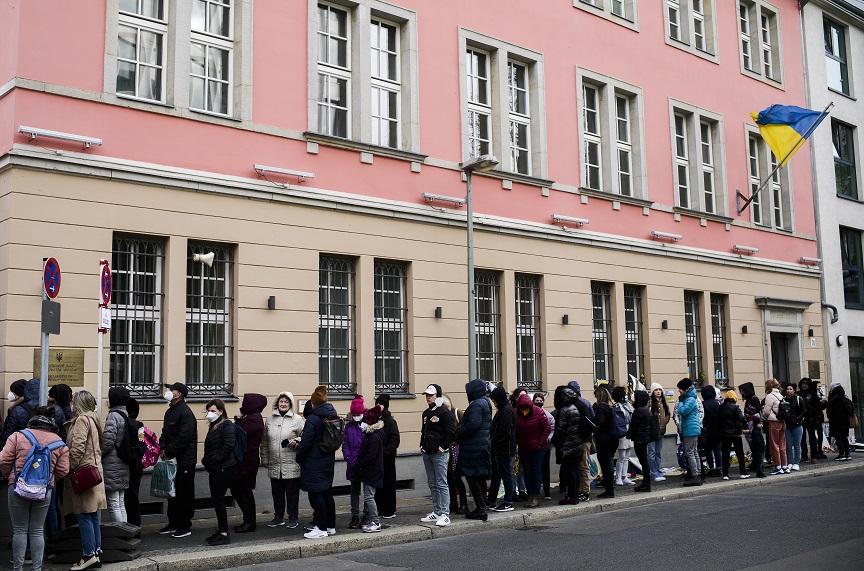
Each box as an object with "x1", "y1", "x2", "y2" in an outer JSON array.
[{"x1": 150, "y1": 458, "x2": 177, "y2": 498}]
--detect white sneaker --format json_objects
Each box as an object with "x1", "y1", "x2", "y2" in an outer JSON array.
[
  {"x1": 782, "y1": 466, "x2": 791, "y2": 474},
  {"x1": 653, "y1": 476, "x2": 666, "y2": 482},
  {"x1": 434, "y1": 515, "x2": 451, "y2": 527},
  {"x1": 622, "y1": 478, "x2": 636, "y2": 486},
  {"x1": 791, "y1": 464, "x2": 800, "y2": 471},
  {"x1": 303, "y1": 527, "x2": 328, "y2": 539},
  {"x1": 420, "y1": 512, "x2": 439, "y2": 523},
  {"x1": 740, "y1": 474, "x2": 751, "y2": 479},
  {"x1": 722, "y1": 476, "x2": 729, "y2": 481},
  {"x1": 615, "y1": 479, "x2": 624, "y2": 486},
  {"x1": 326, "y1": 528, "x2": 336, "y2": 535}
]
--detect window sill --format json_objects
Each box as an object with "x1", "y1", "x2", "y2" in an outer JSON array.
[
  {"x1": 190, "y1": 108, "x2": 241, "y2": 122},
  {"x1": 475, "y1": 169, "x2": 555, "y2": 189},
  {"x1": 673, "y1": 206, "x2": 734, "y2": 224},
  {"x1": 304, "y1": 132, "x2": 427, "y2": 164},
  {"x1": 844, "y1": 303, "x2": 864, "y2": 310},
  {"x1": 740, "y1": 67, "x2": 785, "y2": 91},
  {"x1": 665, "y1": 37, "x2": 719, "y2": 64},
  {"x1": 572, "y1": 1, "x2": 639, "y2": 32},
  {"x1": 116, "y1": 93, "x2": 174, "y2": 108},
  {"x1": 579, "y1": 187, "x2": 653, "y2": 208},
  {"x1": 136, "y1": 395, "x2": 240, "y2": 404},
  {"x1": 827, "y1": 87, "x2": 856, "y2": 101},
  {"x1": 836, "y1": 193, "x2": 863, "y2": 204}
]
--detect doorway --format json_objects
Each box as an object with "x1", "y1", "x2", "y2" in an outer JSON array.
[
  {"x1": 850, "y1": 337, "x2": 864, "y2": 441},
  {"x1": 771, "y1": 332, "x2": 791, "y2": 385}
]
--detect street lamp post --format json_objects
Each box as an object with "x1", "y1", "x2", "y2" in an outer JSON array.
[{"x1": 461, "y1": 154, "x2": 499, "y2": 382}]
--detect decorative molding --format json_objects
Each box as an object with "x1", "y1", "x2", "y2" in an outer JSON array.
[
  {"x1": 673, "y1": 206, "x2": 735, "y2": 224},
  {"x1": 578, "y1": 187, "x2": 654, "y2": 208},
  {"x1": 303, "y1": 132, "x2": 428, "y2": 164}
]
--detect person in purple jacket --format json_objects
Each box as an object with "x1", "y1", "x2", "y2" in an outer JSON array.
[{"x1": 344, "y1": 394, "x2": 367, "y2": 528}]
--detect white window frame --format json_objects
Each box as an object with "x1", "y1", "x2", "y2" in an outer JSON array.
[
  {"x1": 316, "y1": 2, "x2": 351, "y2": 138},
  {"x1": 189, "y1": 0, "x2": 234, "y2": 117},
  {"x1": 508, "y1": 60, "x2": 532, "y2": 176},
  {"x1": 578, "y1": 68, "x2": 647, "y2": 199},
  {"x1": 738, "y1": 1, "x2": 784, "y2": 87},
  {"x1": 467, "y1": 48, "x2": 493, "y2": 159},
  {"x1": 745, "y1": 125, "x2": 793, "y2": 230},
  {"x1": 669, "y1": 99, "x2": 727, "y2": 215},
  {"x1": 748, "y1": 134, "x2": 764, "y2": 225},
  {"x1": 573, "y1": 0, "x2": 639, "y2": 31},
  {"x1": 663, "y1": 0, "x2": 718, "y2": 62},
  {"x1": 117, "y1": 1, "x2": 167, "y2": 103},
  {"x1": 370, "y1": 18, "x2": 401, "y2": 149}
]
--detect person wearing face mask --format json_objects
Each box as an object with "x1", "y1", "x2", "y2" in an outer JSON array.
[
  {"x1": 354, "y1": 405, "x2": 385, "y2": 532},
  {"x1": 201, "y1": 399, "x2": 236, "y2": 546},
  {"x1": 514, "y1": 393, "x2": 551, "y2": 508},
  {"x1": 2, "y1": 379, "x2": 40, "y2": 450},
  {"x1": 419, "y1": 384, "x2": 456, "y2": 527},
  {"x1": 156, "y1": 382, "x2": 198, "y2": 539},
  {"x1": 532, "y1": 392, "x2": 554, "y2": 500},
  {"x1": 343, "y1": 395, "x2": 367, "y2": 528},
  {"x1": 261, "y1": 392, "x2": 305, "y2": 529}
]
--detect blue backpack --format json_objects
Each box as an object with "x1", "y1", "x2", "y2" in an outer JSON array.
[
  {"x1": 13, "y1": 430, "x2": 66, "y2": 501},
  {"x1": 221, "y1": 421, "x2": 248, "y2": 463},
  {"x1": 608, "y1": 405, "x2": 628, "y2": 438}
]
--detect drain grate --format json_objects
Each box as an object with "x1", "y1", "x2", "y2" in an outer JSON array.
[{"x1": 515, "y1": 525, "x2": 553, "y2": 531}]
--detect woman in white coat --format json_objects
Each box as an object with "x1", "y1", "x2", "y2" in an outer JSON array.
[{"x1": 260, "y1": 391, "x2": 305, "y2": 529}]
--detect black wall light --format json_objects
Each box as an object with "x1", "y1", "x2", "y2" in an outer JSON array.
[
  {"x1": 562, "y1": 314, "x2": 569, "y2": 325},
  {"x1": 661, "y1": 320, "x2": 668, "y2": 330},
  {"x1": 741, "y1": 325, "x2": 748, "y2": 334},
  {"x1": 435, "y1": 307, "x2": 443, "y2": 319},
  {"x1": 267, "y1": 296, "x2": 276, "y2": 310}
]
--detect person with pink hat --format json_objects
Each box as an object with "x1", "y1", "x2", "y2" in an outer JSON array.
[{"x1": 344, "y1": 395, "x2": 367, "y2": 528}]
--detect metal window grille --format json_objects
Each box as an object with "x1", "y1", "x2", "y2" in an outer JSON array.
[
  {"x1": 185, "y1": 242, "x2": 234, "y2": 397},
  {"x1": 591, "y1": 281, "x2": 614, "y2": 384},
  {"x1": 319, "y1": 256, "x2": 356, "y2": 394},
  {"x1": 515, "y1": 274, "x2": 542, "y2": 391},
  {"x1": 475, "y1": 271, "x2": 501, "y2": 383},
  {"x1": 684, "y1": 291, "x2": 703, "y2": 383},
  {"x1": 624, "y1": 285, "x2": 644, "y2": 381},
  {"x1": 710, "y1": 293, "x2": 729, "y2": 384},
  {"x1": 110, "y1": 235, "x2": 165, "y2": 399},
  {"x1": 374, "y1": 261, "x2": 409, "y2": 393}
]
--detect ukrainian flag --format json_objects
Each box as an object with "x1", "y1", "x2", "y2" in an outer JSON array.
[{"x1": 750, "y1": 105, "x2": 828, "y2": 166}]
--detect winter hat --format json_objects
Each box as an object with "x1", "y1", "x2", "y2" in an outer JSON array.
[
  {"x1": 567, "y1": 380, "x2": 582, "y2": 396},
  {"x1": 829, "y1": 381, "x2": 841, "y2": 394},
  {"x1": 725, "y1": 390, "x2": 738, "y2": 401},
  {"x1": 634, "y1": 390, "x2": 650, "y2": 407},
  {"x1": 10, "y1": 379, "x2": 26, "y2": 398},
  {"x1": 701, "y1": 385, "x2": 716, "y2": 399},
  {"x1": 50, "y1": 384, "x2": 73, "y2": 408},
  {"x1": 490, "y1": 386, "x2": 508, "y2": 407},
  {"x1": 650, "y1": 382, "x2": 663, "y2": 393},
  {"x1": 311, "y1": 385, "x2": 328, "y2": 406},
  {"x1": 350, "y1": 394, "x2": 365, "y2": 416},
  {"x1": 363, "y1": 405, "x2": 383, "y2": 425},
  {"x1": 375, "y1": 394, "x2": 390, "y2": 410},
  {"x1": 108, "y1": 386, "x2": 130, "y2": 408},
  {"x1": 677, "y1": 378, "x2": 693, "y2": 391}
]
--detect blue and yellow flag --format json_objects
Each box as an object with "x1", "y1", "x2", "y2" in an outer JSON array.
[{"x1": 750, "y1": 104, "x2": 828, "y2": 166}]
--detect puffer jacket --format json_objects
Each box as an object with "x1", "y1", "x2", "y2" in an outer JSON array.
[
  {"x1": 101, "y1": 405, "x2": 130, "y2": 492},
  {"x1": 626, "y1": 391, "x2": 652, "y2": 444},
  {"x1": 514, "y1": 393, "x2": 551, "y2": 453},
  {"x1": 827, "y1": 385, "x2": 854, "y2": 435},
  {"x1": 677, "y1": 388, "x2": 702, "y2": 437},
  {"x1": 355, "y1": 421, "x2": 385, "y2": 489},
  {"x1": 701, "y1": 386, "x2": 720, "y2": 441},
  {"x1": 0, "y1": 426, "x2": 69, "y2": 486},
  {"x1": 343, "y1": 419, "x2": 363, "y2": 481},
  {"x1": 490, "y1": 387, "x2": 517, "y2": 456},
  {"x1": 455, "y1": 379, "x2": 492, "y2": 477},
  {"x1": 297, "y1": 402, "x2": 338, "y2": 492},
  {"x1": 552, "y1": 387, "x2": 583, "y2": 463},
  {"x1": 718, "y1": 398, "x2": 747, "y2": 436},
  {"x1": 260, "y1": 391, "x2": 305, "y2": 480},
  {"x1": 202, "y1": 418, "x2": 237, "y2": 471},
  {"x1": 762, "y1": 389, "x2": 784, "y2": 421},
  {"x1": 233, "y1": 393, "x2": 266, "y2": 489},
  {"x1": 2, "y1": 378, "x2": 65, "y2": 448},
  {"x1": 784, "y1": 393, "x2": 806, "y2": 428},
  {"x1": 159, "y1": 399, "x2": 198, "y2": 466}
]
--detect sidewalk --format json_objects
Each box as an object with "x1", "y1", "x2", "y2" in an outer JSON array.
[{"x1": 51, "y1": 457, "x2": 864, "y2": 571}]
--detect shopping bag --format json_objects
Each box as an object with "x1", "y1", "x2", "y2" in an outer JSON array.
[{"x1": 150, "y1": 458, "x2": 177, "y2": 498}]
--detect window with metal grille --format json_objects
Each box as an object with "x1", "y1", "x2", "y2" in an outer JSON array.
[
  {"x1": 374, "y1": 261, "x2": 408, "y2": 393},
  {"x1": 475, "y1": 271, "x2": 501, "y2": 383},
  {"x1": 185, "y1": 242, "x2": 234, "y2": 397},
  {"x1": 624, "y1": 285, "x2": 644, "y2": 381},
  {"x1": 710, "y1": 293, "x2": 729, "y2": 384},
  {"x1": 515, "y1": 274, "x2": 542, "y2": 391},
  {"x1": 684, "y1": 291, "x2": 703, "y2": 383},
  {"x1": 319, "y1": 256, "x2": 356, "y2": 394},
  {"x1": 110, "y1": 235, "x2": 165, "y2": 399},
  {"x1": 591, "y1": 281, "x2": 614, "y2": 384}
]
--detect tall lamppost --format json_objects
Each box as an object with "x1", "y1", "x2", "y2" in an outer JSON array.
[{"x1": 461, "y1": 154, "x2": 499, "y2": 381}]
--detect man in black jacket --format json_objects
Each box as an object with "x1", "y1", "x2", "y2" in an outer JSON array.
[
  {"x1": 419, "y1": 384, "x2": 455, "y2": 526},
  {"x1": 158, "y1": 382, "x2": 199, "y2": 538},
  {"x1": 487, "y1": 386, "x2": 516, "y2": 512}
]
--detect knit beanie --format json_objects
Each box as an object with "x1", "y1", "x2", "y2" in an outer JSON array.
[
  {"x1": 350, "y1": 394, "x2": 365, "y2": 415},
  {"x1": 363, "y1": 405, "x2": 383, "y2": 425},
  {"x1": 375, "y1": 394, "x2": 390, "y2": 410},
  {"x1": 650, "y1": 382, "x2": 663, "y2": 392},
  {"x1": 677, "y1": 378, "x2": 693, "y2": 391},
  {"x1": 311, "y1": 385, "x2": 328, "y2": 406},
  {"x1": 725, "y1": 390, "x2": 738, "y2": 401}
]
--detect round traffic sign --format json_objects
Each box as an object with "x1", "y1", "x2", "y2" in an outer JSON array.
[
  {"x1": 100, "y1": 262, "x2": 112, "y2": 306},
  {"x1": 43, "y1": 257, "x2": 61, "y2": 299}
]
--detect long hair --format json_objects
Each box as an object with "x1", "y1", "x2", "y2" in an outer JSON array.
[
  {"x1": 72, "y1": 390, "x2": 104, "y2": 448},
  {"x1": 651, "y1": 390, "x2": 670, "y2": 416},
  {"x1": 594, "y1": 387, "x2": 613, "y2": 405}
]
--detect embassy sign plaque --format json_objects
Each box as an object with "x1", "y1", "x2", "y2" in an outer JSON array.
[{"x1": 33, "y1": 348, "x2": 85, "y2": 387}]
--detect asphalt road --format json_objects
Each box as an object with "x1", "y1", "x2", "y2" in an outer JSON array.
[{"x1": 225, "y1": 468, "x2": 864, "y2": 571}]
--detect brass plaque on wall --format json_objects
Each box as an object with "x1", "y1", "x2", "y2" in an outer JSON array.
[
  {"x1": 33, "y1": 349, "x2": 85, "y2": 386},
  {"x1": 807, "y1": 360, "x2": 821, "y2": 380}
]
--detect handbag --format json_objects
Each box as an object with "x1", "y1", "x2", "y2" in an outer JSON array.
[
  {"x1": 850, "y1": 414, "x2": 860, "y2": 430},
  {"x1": 69, "y1": 417, "x2": 103, "y2": 494}
]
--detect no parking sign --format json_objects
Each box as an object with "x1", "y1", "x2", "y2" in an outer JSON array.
[
  {"x1": 99, "y1": 260, "x2": 111, "y2": 306},
  {"x1": 43, "y1": 257, "x2": 61, "y2": 299}
]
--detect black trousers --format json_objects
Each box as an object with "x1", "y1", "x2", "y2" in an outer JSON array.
[
  {"x1": 375, "y1": 454, "x2": 397, "y2": 517},
  {"x1": 634, "y1": 442, "x2": 650, "y2": 486},
  {"x1": 802, "y1": 420, "x2": 821, "y2": 459},
  {"x1": 167, "y1": 464, "x2": 196, "y2": 531},
  {"x1": 270, "y1": 478, "x2": 301, "y2": 520},
  {"x1": 448, "y1": 451, "x2": 467, "y2": 509},
  {"x1": 541, "y1": 448, "x2": 551, "y2": 497},
  {"x1": 231, "y1": 486, "x2": 256, "y2": 525},
  {"x1": 595, "y1": 438, "x2": 618, "y2": 492},
  {"x1": 721, "y1": 436, "x2": 748, "y2": 476},
  {"x1": 208, "y1": 465, "x2": 236, "y2": 533},
  {"x1": 559, "y1": 459, "x2": 579, "y2": 498},
  {"x1": 124, "y1": 467, "x2": 143, "y2": 527},
  {"x1": 308, "y1": 489, "x2": 335, "y2": 531},
  {"x1": 465, "y1": 476, "x2": 487, "y2": 512}
]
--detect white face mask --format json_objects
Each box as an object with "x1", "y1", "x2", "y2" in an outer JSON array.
[
  {"x1": 352, "y1": 415, "x2": 363, "y2": 422},
  {"x1": 206, "y1": 411, "x2": 221, "y2": 423},
  {"x1": 360, "y1": 422, "x2": 369, "y2": 431},
  {"x1": 7, "y1": 391, "x2": 17, "y2": 402},
  {"x1": 164, "y1": 390, "x2": 174, "y2": 402}
]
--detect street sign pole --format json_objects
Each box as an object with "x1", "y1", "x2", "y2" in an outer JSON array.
[
  {"x1": 40, "y1": 257, "x2": 62, "y2": 406},
  {"x1": 39, "y1": 262, "x2": 49, "y2": 407},
  {"x1": 97, "y1": 259, "x2": 112, "y2": 419}
]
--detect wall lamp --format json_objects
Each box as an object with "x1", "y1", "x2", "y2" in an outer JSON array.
[
  {"x1": 551, "y1": 214, "x2": 589, "y2": 227},
  {"x1": 652, "y1": 230, "x2": 683, "y2": 242},
  {"x1": 733, "y1": 245, "x2": 759, "y2": 255},
  {"x1": 268, "y1": 296, "x2": 276, "y2": 310},
  {"x1": 254, "y1": 164, "x2": 315, "y2": 182},
  {"x1": 562, "y1": 314, "x2": 570, "y2": 325},
  {"x1": 19, "y1": 125, "x2": 102, "y2": 148},
  {"x1": 800, "y1": 257, "x2": 821, "y2": 266},
  {"x1": 421, "y1": 193, "x2": 465, "y2": 207},
  {"x1": 661, "y1": 320, "x2": 669, "y2": 329},
  {"x1": 435, "y1": 307, "x2": 443, "y2": 319},
  {"x1": 741, "y1": 325, "x2": 748, "y2": 334}
]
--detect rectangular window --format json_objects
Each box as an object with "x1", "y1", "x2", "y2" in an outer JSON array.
[
  {"x1": 616, "y1": 95, "x2": 632, "y2": 196},
  {"x1": 110, "y1": 235, "x2": 164, "y2": 398},
  {"x1": 747, "y1": 129, "x2": 791, "y2": 229},
  {"x1": 748, "y1": 135, "x2": 763, "y2": 225},
  {"x1": 317, "y1": 3, "x2": 350, "y2": 138},
  {"x1": 739, "y1": 1, "x2": 782, "y2": 84},
  {"x1": 508, "y1": 61, "x2": 531, "y2": 175},
  {"x1": 684, "y1": 291, "x2": 703, "y2": 383},
  {"x1": 841, "y1": 227, "x2": 864, "y2": 307},
  {"x1": 833, "y1": 120, "x2": 859, "y2": 200},
  {"x1": 701, "y1": 121, "x2": 715, "y2": 213},
  {"x1": 739, "y1": 2, "x2": 752, "y2": 70},
  {"x1": 664, "y1": 0, "x2": 717, "y2": 61},
  {"x1": 574, "y1": 0, "x2": 638, "y2": 31},
  {"x1": 583, "y1": 84, "x2": 602, "y2": 190},
  {"x1": 371, "y1": 19, "x2": 400, "y2": 148},
  {"x1": 674, "y1": 113, "x2": 690, "y2": 208},
  {"x1": 624, "y1": 285, "x2": 644, "y2": 381},
  {"x1": 319, "y1": 256, "x2": 356, "y2": 394},
  {"x1": 374, "y1": 261, "x2": 409, "y2": 393},
  {"x1": 475, "y1": 271, "x2": 502, "y2": 383},
  {"x1": 515, "y1": 274, "x2": 542, "y2": 391},
  {"x1": 672, "y1": 102, "x2": 725, "y2": 215},
  {"x1": 825, "y1": 18, "x2": 849, "y2": 95},
  {"x1": 710, "y1": 293, "x2": 729, "y2": 385},
  {"x1": 185, "y1": 243, "x2": 234, "y2": 396},
  {"x1": 771, "y1": 154, "x2": 783, "y2": 227},
  {"x1": 117, "y1": 0, "x2": 166, "y2": 102},
  {"x1": 668, "y1": 0, "x2": 681, "y2": 41},
  {"x1": 692, "y1": 0, "x2": 706, "y2": 51},
  {"x1": 592, "y1": 281, "x2": 614, "y2": 385},
  {"x1": 190, "y1": 0, "x2": 233, "y2": 115},
  {"x1": 467, "y1": 48, "x2": 492, "y2": 159}
]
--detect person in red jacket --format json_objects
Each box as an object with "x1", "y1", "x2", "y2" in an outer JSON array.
[{"x1": 514, "y1": 393, "x2": 550, "y2": 508}]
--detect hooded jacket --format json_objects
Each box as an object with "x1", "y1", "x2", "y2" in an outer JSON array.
[
  {"x1": 552, "y1": 387, "x2": 583, "y2": 463},
  {"x1": 260, "y1": 391, "x2": 305, "y2": 480},
  {"x1": 718, "y1": 396, "x2": 747, "y2": 436},
  {"x1": 376, "y1": 396, "x2": 401, "y2": 457},
  {"x1": 514, "y1": 393, "x2": 551, "y2": 453},
  {"x1": 343, "y1": 416, "x2": 364, "y2": 481},
  {"x1": 102, "y1": 399, "x2": 130, "y2": 492},
  {"x1": 455, "y1": 379, "x2": 492, "y2": 477},
  {"x1": 568, "y1": 380, "x2": 595, "y2": 421},
  {"x1": 297, "y1": 401, "x2": 338, "y2": 492},
  {"x1": 490, "y1": 387, "x2": 517, "y2": 456},
  {"x1": 783, "y1": 391, "x2": 807, "y2": 428},
  {"x1": 738, "y1": 382, "x2": 762, "y2": 420},
  {"x1": 800, "y1": 386, "x2": 827, "y2": 423},
  {"x1": 677, "y1": 387, "x2": 702, "y2": 437},
  {"x1": 626, "y1": 390, "x2": 652, "y2": 444},
  {"x1": 701, "y1": 385, "x2": 720, "y2": 440},
  {"x1": 354, "y1": 420, "x2": 385, "y2": 488},
  {"x1": 827, "y1": 385, "x2": 854, "y2": 434},
  {"x1": 2, "y1": 379, "x2": 65, "y2": 448},
  {"x1": 233, "y1": 392, "x2": 267, "y2": 487}
]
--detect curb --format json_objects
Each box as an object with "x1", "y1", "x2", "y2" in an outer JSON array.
[{"x1": 104, "y1": 461, "x2": 861, "y2": 570}]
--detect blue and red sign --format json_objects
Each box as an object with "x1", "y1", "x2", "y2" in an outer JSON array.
[
  {"x1": 99, "y1": 261, "x2": 112, "y2": 306},
  {"x1": 43, "y1": 257, "x2": 61, "y2": 299}
]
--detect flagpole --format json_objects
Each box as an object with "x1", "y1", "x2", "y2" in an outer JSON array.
[{"x1": 736, "y1": 101, "x2": 834, "y2": 215}]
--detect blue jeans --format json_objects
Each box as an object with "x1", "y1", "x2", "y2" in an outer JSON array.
[
  {"x1": 45, "y1": 486, "x2": 58, "y2": 543},
  {"x1": 488, "y1": 454, "x2": 514, "y2": 503},
  {"x1": 422, "y1": 451, "x2": 450, "y2": 516},
  {"x1": 75, "y1": 512, "x2": 101, "y2": 557},
  {"x1": 785, "y1": 425, "x2": 804, "y2": 465},
  {"x1": 519, "y1": 450, "x2": 544, "y2": 495},
  {"x1": 647, "y1": 438, "x2": 664, "y2": 479},
  {"x1": 705, "y1": 439, "x2": 722, "y2": 470}
]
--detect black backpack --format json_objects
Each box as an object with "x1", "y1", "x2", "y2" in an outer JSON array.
[
  {"x1": 319, "y1": 417, "x2": 345, "y2": 453},
  {"x1": 114, "y1": 410, "x2": 144, "y2": 466},
  {"x1": 776, "y1": 399, "x2": 792, "y2": 421}
]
